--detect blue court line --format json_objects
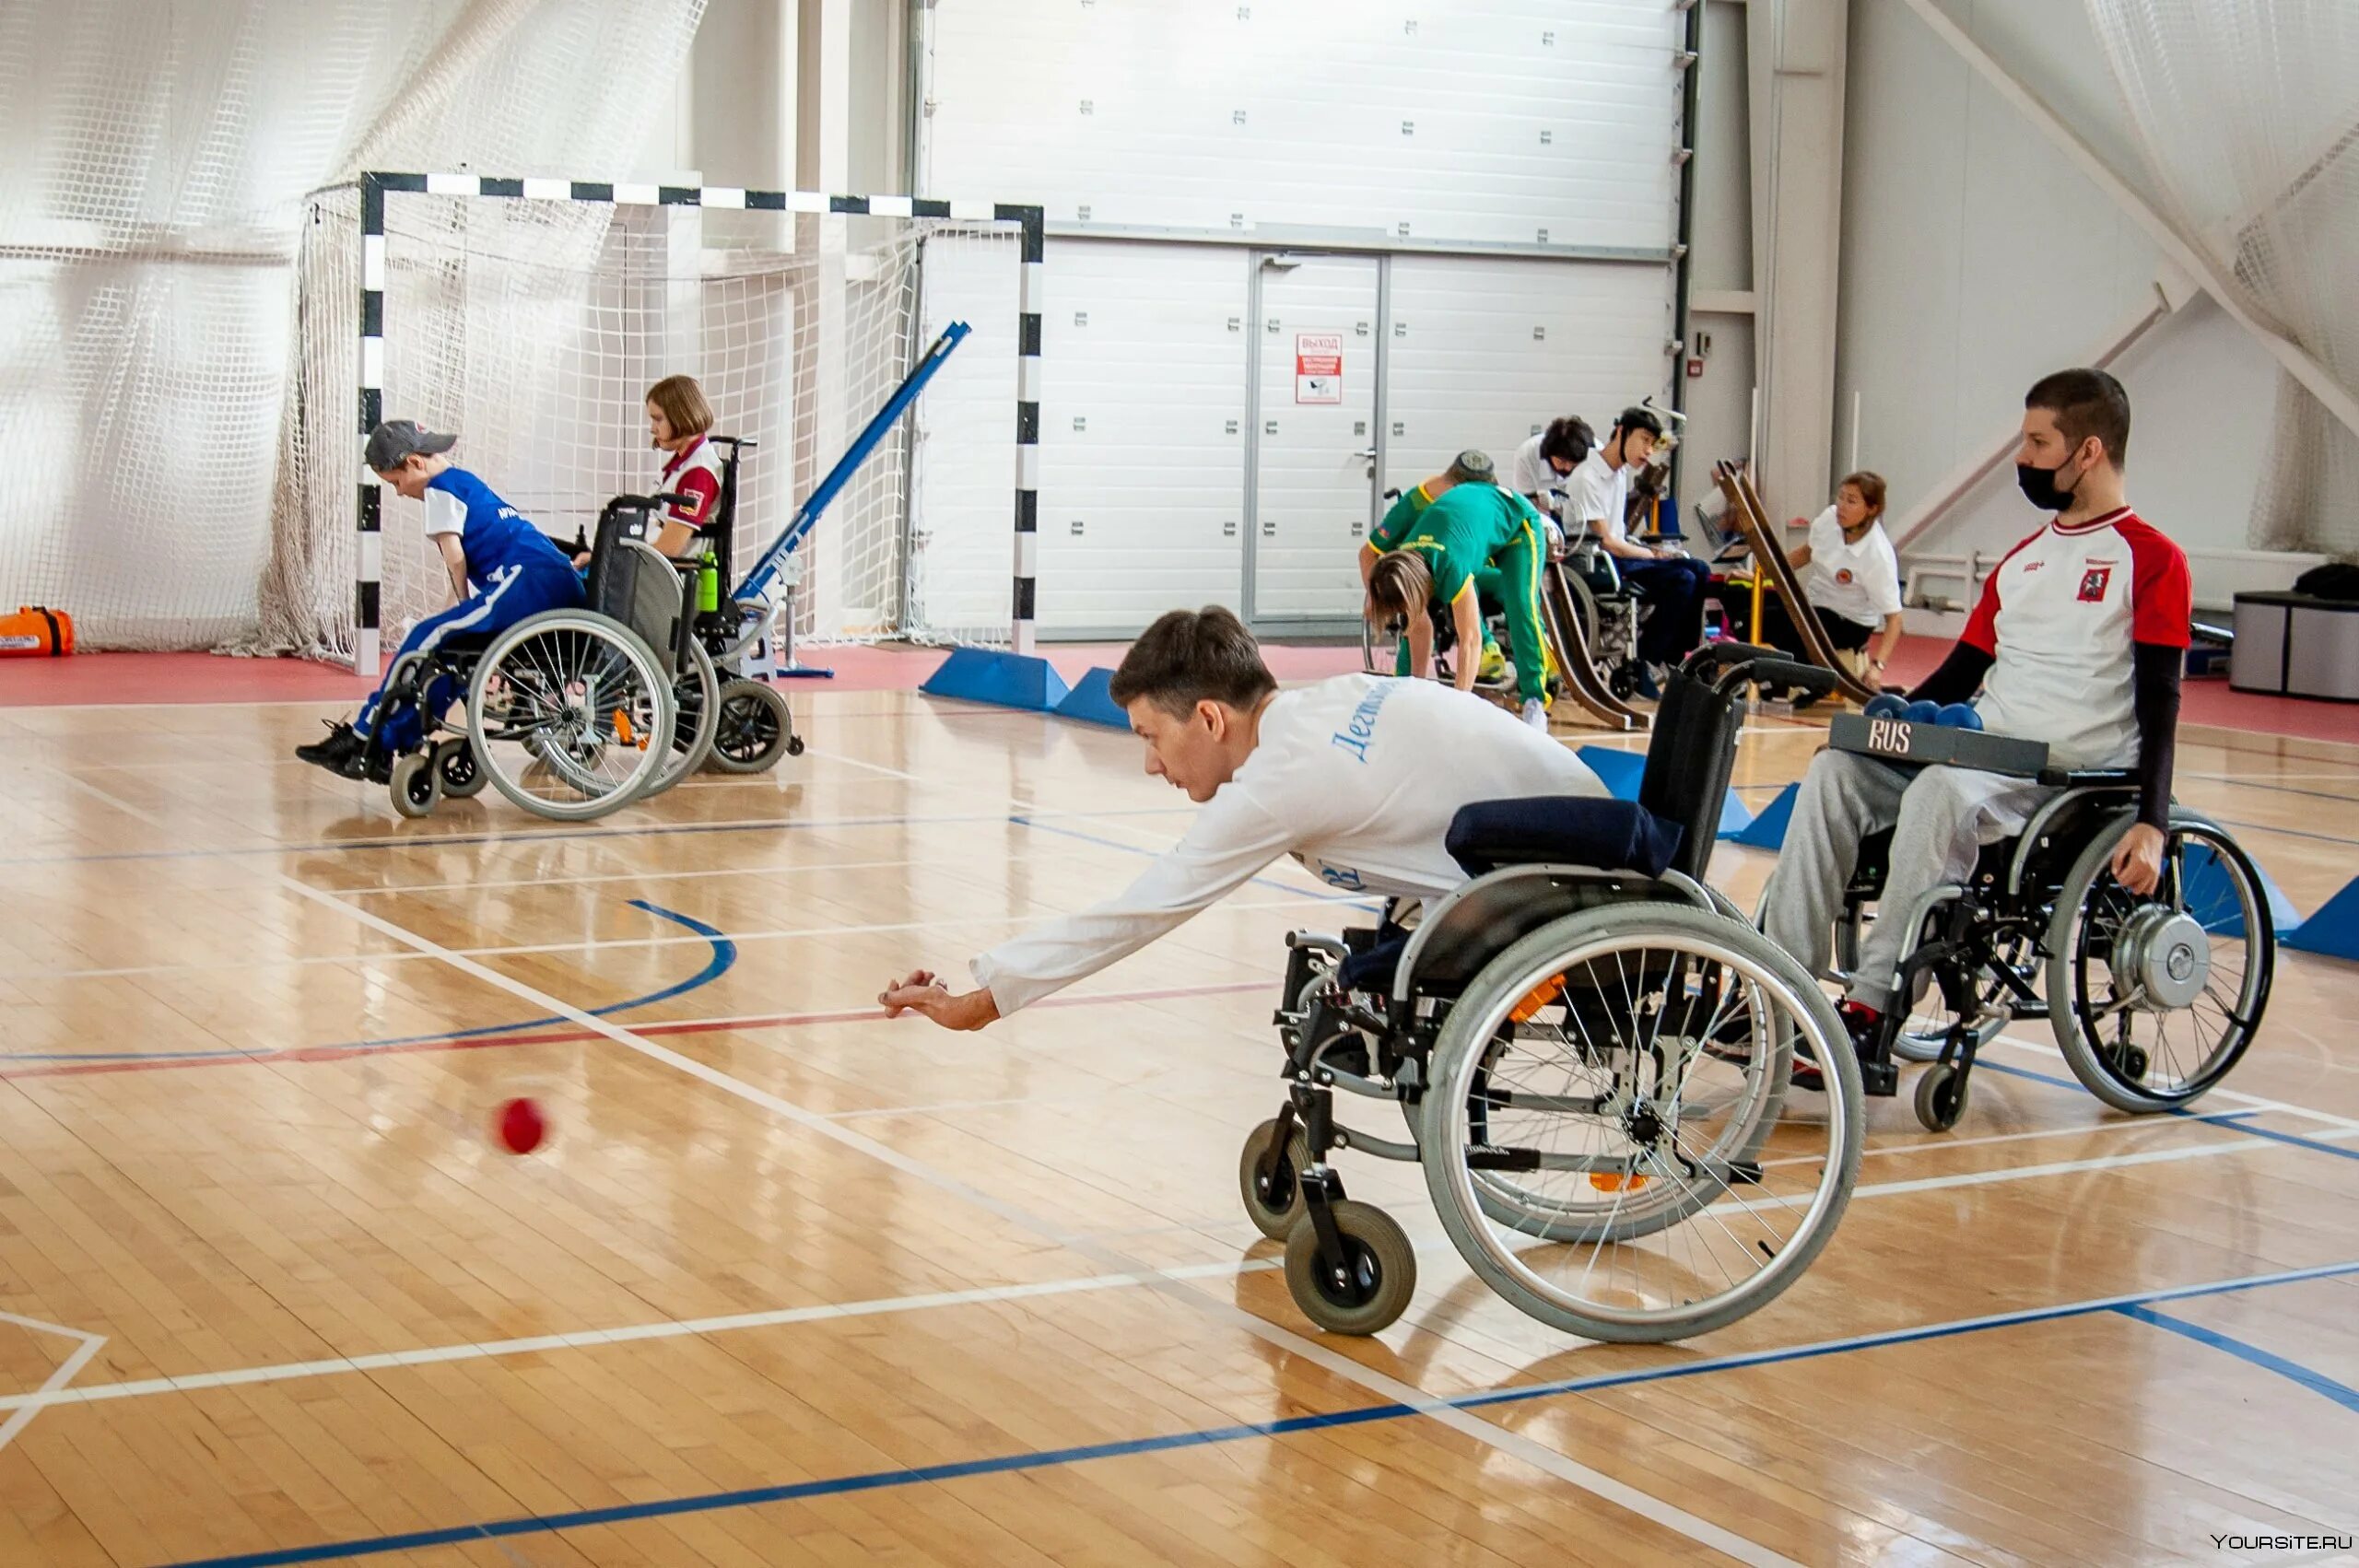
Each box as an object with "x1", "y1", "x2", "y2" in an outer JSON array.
[
  {"x1": 1972, "y1": 1059, "x2": 2359, "y2": 1164},
  {"x1": 156, "y1": 1257, "x2": 2359, "y2": 1568},
  {"x1": 0, "y1": 901, "x2": 735, "y2": 1066},
  {"x1": 2112, "y1": 1305, "x2": 2359, "y2": 1415},
  {"x1": 0, "y1": 806, "x2": 1196, "y2": 870}
]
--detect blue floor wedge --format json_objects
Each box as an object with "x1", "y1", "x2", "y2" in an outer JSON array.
[
  {"x1": 1574, "y1": 745, "x2": 1753, "y2": 838},
  {"x1": 2284, "y1": 875, "x2": 2357, "y2": 961},
  {"x1": 1052, "y1": 667, "x2": 1131, "y2": 730},
  {"x1": 921, "y1": 649, "x2": 1071, "y2": 713}
]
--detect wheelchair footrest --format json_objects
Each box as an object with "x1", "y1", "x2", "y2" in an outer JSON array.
[{"x1": 1860, "y1": 1058, "x2": 1899, "y2": 1097}]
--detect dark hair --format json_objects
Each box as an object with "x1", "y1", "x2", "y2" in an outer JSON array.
[
  {"x1": 1365, "y1": 550, "x2": 1434, "y2": 627},
  {"x1": 1539, "y1": 416, "x2": 1594, "y2": 468},
  {"x1": 1614, "y1": 404, "x2": 1665, "y2": 441},
  {"x1": 2025, "y1": 368, "x2": 2130, "y2": 465},
  {"x1": 1108, "y1": 606, "x2": 1279, "y2": 719},
  {"x1": 1837, "y1": 470, "x2": 1887, "y2": 518}
]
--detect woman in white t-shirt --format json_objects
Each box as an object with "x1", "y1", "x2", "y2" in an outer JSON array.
[{"x1": 1763, "y1": 470, "x2": 1904, "y2": 690}]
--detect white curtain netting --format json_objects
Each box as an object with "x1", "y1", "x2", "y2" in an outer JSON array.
[
  {"x1": 2089, "y1": 0, "x2": 2359, "y2": 558},
  {"x1": 0, "y1": 0, "x2": 708, "y2": 649}
]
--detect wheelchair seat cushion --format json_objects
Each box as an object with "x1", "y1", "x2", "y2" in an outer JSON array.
[{"x1": 1446, "y1": 797, "x2": 1684, "y2": 880}]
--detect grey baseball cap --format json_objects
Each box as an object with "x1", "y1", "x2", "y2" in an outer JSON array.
[{"x1": 364, "y1": 419, "x2": 457, "y2": 472}]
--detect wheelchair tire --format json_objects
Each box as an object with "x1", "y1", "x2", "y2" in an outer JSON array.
[
  {"x1": 2045, "y1": 812, "x2": 2273, "y2": 1114},
  {"x1": 1913, "y1": 1062, "x2": 1966, "y2": 1131},
  {"x1": 707, "y1": 678, "x2": 795, "y2": 774},
  {"x1": 645, "y1": 641, "x2": 721, "y2": 798},
  {"x1": 465, "y1": 611, "x2": 675, "y2": 822},
  {"x1": 434, "y1": 738, "x2": 488, "y2": 800},
  {"x1": 1238, "y1": 1119, "x2": 1313, "y2": 1242},
  {"x1": 388, "y1": 751, "x2": 440, "y2": 819},
  {"x1": 1421, "y1": 902, "x2": 1862, "y2": 1343},
  {"x1": 1283, "y1": 1200, "x2": 1415, "y2": 1337}
]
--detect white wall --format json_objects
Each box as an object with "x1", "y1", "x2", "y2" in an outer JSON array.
[
  {"x1": 1835, "y1": 0, "x2": 2305, "y2": 606},
  {"x1": 922, "y1": 0, "x2": 1680, "y2": 252}
]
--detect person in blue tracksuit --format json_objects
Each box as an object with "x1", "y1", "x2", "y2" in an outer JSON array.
[{"x1": 296, "y1": 421, "x2": 586, "y2": 780}]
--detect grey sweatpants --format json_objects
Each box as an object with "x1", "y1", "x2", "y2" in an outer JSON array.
[{"x1": 1760, "y1": 751, "x2": 2056, "y2": 1012}]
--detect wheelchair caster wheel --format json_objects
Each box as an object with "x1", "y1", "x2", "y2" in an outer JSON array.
[
  {"x1": 1284, "y1": 1199, "x2": 1415, "y2": 1336},
  {"x1": 1914, "y1": 1063, "x2": 1967, "y2": 1131},
  {"x1": 435, "y1": 739, "x2": 488, "y2": 800},
  {"x1": 708, "y1": 679, "x2": 795, "y2": 774},
  {"x1": 1238, "y1": 1118, "x2": 1312, "y2": 1242},
  {"x1": 2109, "y1": 1045, "x2": 2150, "y2": 1082},
  {"x1": 388, "y1": 751, "x2": 441, "y2": 819}
]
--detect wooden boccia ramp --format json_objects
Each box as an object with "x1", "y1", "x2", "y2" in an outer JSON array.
[{"x1": 0, "y1": 686, "x2": 2353, "y2": 1566}]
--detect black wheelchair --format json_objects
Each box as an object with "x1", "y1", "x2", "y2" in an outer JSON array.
[
  {"x1": 676, "y1": 436, "x2": 802, "y2": 776},
  {"x1": 1824, "y1": 734, "x2": 2276, "y2": 1130},
  {"x1": 1246, "y1": 646, "x2": 1866, "y2": 1342},
  {"x1": 371, "y1": 494, "x2": 699, "y2": 821}
]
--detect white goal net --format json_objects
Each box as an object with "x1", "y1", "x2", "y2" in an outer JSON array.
[{"x1": 264, "y1": 187, "x2": 1024, "y2": 664}]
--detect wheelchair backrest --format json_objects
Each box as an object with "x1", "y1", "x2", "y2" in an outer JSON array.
[
  {"x1": 594, "y1": 540, "x2": 690, "y2": 678},
  {"x1": 1636, "y1": 667, "x2": 1743, "y2": 884}
]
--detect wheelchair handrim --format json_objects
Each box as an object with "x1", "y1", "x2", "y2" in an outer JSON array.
[{"x1": 1425, "y1": 910, "x2": 1858, "y2": 1335}]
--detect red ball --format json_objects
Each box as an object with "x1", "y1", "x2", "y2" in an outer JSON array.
[{"x1": 496, "y1": 1097, "x2": 547, "y2": 1155}]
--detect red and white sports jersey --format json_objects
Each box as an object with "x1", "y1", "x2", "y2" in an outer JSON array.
[
  {"x1": 1962, "y1": 506, "x2": 2190, "y2": 768},
  {"x1": 657, "y1": 436, "x2": 724, "y2": 534}
]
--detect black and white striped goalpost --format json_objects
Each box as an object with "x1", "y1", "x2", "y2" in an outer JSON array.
[{"x1": 351, "y1": 171, "x2": 1044, "y2": 674}]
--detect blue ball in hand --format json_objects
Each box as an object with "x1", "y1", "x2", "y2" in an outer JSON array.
[
  {"x1": 1937, "y1": 703, "x2": 1983, "y2": 731},
  {"x1": 1863, "y1": 693, "x2": 1908, "y2": 720},
  {"x1": 1903, "y1": 700, "x2": 1942, "y2": 724}
]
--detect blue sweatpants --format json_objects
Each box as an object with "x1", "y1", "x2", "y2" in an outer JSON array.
[{"x1": 355, "y1": 564, "x2": 586, "y2": 752}]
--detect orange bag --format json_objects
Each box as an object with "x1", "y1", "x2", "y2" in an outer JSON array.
[{"x1": 0, "y1": 606, "x2": 73, "y2": 657}]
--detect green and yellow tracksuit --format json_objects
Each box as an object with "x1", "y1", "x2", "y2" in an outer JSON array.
[{"x1": 1369, "y1": 482, "x2": 1551, "y2": 703}]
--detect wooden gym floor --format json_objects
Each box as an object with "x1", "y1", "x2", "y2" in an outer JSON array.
[{"x1": 0, "y1": 680, "x2": 2353, "y2": 1566}]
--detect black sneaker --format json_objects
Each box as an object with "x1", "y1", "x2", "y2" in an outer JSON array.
[
  {"x1": 296, "y1": 720, "x2": 393, "y2": 784},
  {"x1": 295, "y1": 720, "x2": 363, "y2": 774}
]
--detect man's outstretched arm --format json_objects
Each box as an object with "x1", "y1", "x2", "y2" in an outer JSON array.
[{"x1": 880, "y1": 789, "x2": 1298, "y2": 1030}]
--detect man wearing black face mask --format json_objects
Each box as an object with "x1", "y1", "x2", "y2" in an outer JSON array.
[{"x1": 1761, "y1": 367, "x2": 2190, "y2": 1089}]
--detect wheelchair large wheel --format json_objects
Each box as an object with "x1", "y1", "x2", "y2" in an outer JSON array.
[
  {"x1": 644, "y1": 641, "x2": 721, "y2": 798},
  {"x1": 1421, "y1": 903, "x2": 1862, "y2": 1343},
  {"x1": 2045, "y1": 813, "x2": 2273, "y2": 1113},
  {"x1": 464, "y1": 611, "x2": 675, "y2": 821}
]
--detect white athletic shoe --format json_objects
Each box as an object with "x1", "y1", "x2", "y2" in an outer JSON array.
[{"x1": 1520, "y1": 698, "x2": 1549, "y2": 731}]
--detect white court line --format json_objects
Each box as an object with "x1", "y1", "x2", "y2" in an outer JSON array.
[
  {"x1": 37, "y1": 763, "x2": 172, "y2": 830},
  {"x1": 280, "y1": 874, "x2": 1798, "y2": 1568},
  {"x1": 0, "y1": 1258, "x2": 1279, "y2": 1418},
  {"x1": 0, "y1": 1309, "x2": 106, "y2": 1452},
  {"x1": 0, "y1": 895, "x2": 1338, "y2": 985},
  {"x1": 1987, "y1": 1033, "x2": 2359, "y2": 1135},
  {"x1": 340, "y1": 854, "x2": 927, "y2": 897},
  {"x1": 1758, "y1": 1108, "x2": 2264, "y2": 1168},
  {"x1": 1845, "y1": 1129, "x2": 2359, "y2": 1199}
]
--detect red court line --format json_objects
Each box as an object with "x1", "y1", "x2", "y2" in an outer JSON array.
[{"x1": 0, "y1": 978, "x2": 1272, "y2": 1083}]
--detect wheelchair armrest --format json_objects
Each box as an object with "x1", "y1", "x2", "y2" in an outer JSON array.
[{"x1": 2034, "y1": 767, "x2": 2138, "y2": 790}]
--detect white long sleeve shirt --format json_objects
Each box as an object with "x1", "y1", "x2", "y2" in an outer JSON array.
[{"x1": 971, "y1": 674, "x2": 1607, "y2": 1013}]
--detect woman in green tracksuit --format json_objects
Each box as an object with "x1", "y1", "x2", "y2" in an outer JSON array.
[{"x1": 1359, "y1": 451, "x2": 1554, "y2": 731}]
